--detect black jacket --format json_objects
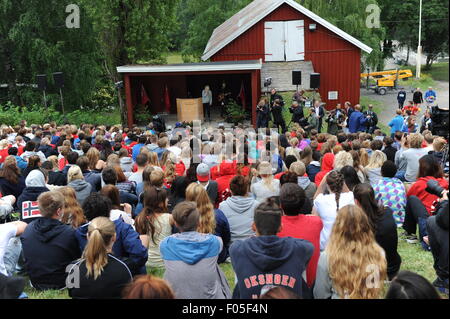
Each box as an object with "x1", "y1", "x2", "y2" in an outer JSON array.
[
  {"x1": 21, "y1": 218, "x2": 81, "y2": 290},
  {"x1": 38, "y1": 145, "x2": 57, "y2": 158},
  {"x1": 290, "y1": 105, "x2": 304, "y2": 123},
  {"x1": 48, "y1": 171, "x2": 67, "y2": 186},
  {"x1": 0, "y1": 176, "x2": 26, "y2": 200},
  {"x1": 230, "y1": 235, "x2": 314, "y2": 299},
  {"x1": 68, "y1": 255, "x2": 132, "y2": 299},
  {"x1": 271, "y1": 104, "x2": 285, "y2": 124},
  {"x1": 413, "y1": 91, "x2": 423, "y2": 104},
  {"x1": 375, "y1": 208, "x2": 402, "y2": 280}
]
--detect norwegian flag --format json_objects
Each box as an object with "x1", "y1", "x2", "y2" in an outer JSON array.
[{"x1": 22, "y1": 201, "x2": 42, "y2": 220}]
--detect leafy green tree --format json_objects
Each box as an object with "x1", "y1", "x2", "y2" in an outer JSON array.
[
  {"x1": 0, "y1": 0, "x2": 101, "y2": 110},
  {"x1": 80, "y1": 0, "x2": 179, "y2": 123}
]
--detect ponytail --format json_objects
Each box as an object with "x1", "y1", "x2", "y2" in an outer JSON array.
[
  {"x1": 83, "y1": 217, "x2": 115, "y2": 280},
  {"x1": 326, "y1": 170, "x2": 345, "y2": 212}
]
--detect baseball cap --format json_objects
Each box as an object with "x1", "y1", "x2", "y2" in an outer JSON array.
[{"x1": 196, "y1": 163, "x2": 210, "y2": 182}]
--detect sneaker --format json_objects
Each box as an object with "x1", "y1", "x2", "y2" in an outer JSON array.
[
  {"x1": 405, "y1": 234, "x2": 418, "y2": 244},
  {"x1": 433, "y1": 277, "x2": 449, "y2": 295}
]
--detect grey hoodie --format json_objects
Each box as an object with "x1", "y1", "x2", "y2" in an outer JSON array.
[
  {"x1": 68, "y1": 179, "x2": 92, "y2": 205},
  {"x1": 218, "y1": 195, "x2": 259, "y2": 244},
  {"x1": 297, "y1": 176, "x2": 317, "y2": 201},
  {"x1": 120, "y1": 157, "x2": 133, "y2": 173},
  {"x1": 25, "y1": 170, "x2": 46, "y2": 187}
]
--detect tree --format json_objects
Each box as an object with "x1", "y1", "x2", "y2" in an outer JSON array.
[
  {"x1": 0, "y1": 0, "x2": 101, "y2": 110},
  {"x1": 80, "y1": 0, "x2": 179, "y2": 123}
]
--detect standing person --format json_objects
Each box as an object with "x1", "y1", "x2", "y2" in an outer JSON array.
[
  {"x1": 256, "y1": 99, "x2": 270, "y2": 129},
  {"x1": 202, "y1": 85, "x2": 213, "y2": 122},
  {"x1": 413, "y1": 87, "x2": 423, "y2": 108},
  {"x1": 388, "y1": 109, "x2": 405, "y2": 138},
  {"x1": 270, "y1": 88, "x2": 284, "y2": 107},
  {"x1": 230, "y1": 198, "x2": 314, "y2": 299},
  {"x1": 271, "y1": 99, "x2": 286, "y2": 134},
  {"x1": 363, "y1": 105, "x2": 378, "y2": 134},
  {"x1": 67, "y1": 217, "x2": 132, "y2": 299},
  {"x1": 278, "y1": 183, "x2": 323, "y2": 288},
  {"x1": 424, "y1": 87, "x2": 437, "y2": 108},
  {"x1": 314, "y1": 205, "x2": 387, "y2": 299},
  {"x1": 397, "y1": 87, "x2": 407, "y2": 109},
  {"x1": 314, "y1": 101, "x2": 326, "y2": 133},
  {"x1": 325, "y1": 108, "x2": 340, "y2": 136},
  {"x1": 160, "y1": 201, "x2": 231, "y2": 299},
  {"x1": 420, "y1": 109, "x2": 433, "y2": 133},
  {"x1": 21, "y1": 191, "x2": 81, "y2": 290},
  {"x1": 348, "y1": 105, "x2": 367, "y2": 133},
  {"x1": 354, "y1": 183, "x2": 401, "y2": 280},
  {"x1": 289, "y1": 101, "x2": 304, "y2": 128}
]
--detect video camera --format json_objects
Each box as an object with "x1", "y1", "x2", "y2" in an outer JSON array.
[{"x1": 430, "y1": 105, "x2": 449, "y2": 137}]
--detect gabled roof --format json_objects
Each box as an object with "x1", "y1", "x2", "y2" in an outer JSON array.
[{"x1": 202, "y1": 0, "x2": 372, "y2": 61}]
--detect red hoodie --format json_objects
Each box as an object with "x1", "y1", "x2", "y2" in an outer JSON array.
[
  {"x1": 216, "y1": 162, "x2": 238, "y2": 204},
  {"x1": 314, "y1": 153, "x2": 335, "y2": 186},
  {"x1": 407, "y1": 176, "x2": 449, "y2": 214}
]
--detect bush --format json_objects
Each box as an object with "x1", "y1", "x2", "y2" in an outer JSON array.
[{"x1": 0, "y1": 104, "x2": 121, "y2": 126}]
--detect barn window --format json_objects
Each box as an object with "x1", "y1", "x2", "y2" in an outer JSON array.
[{"x1": 264, "y1": 20, "x2": 305, "y2": 62}]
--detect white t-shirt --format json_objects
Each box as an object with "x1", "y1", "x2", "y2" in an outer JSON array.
[
  {"x1": 110, "y1": 209, "x2": 134, "y2": 227},
  {"x1": 0, "y1": 223, "x2": 17, "y2": 276},
  {"x1": 314, "y1": 192, "x2": 355, "y2": 251}
]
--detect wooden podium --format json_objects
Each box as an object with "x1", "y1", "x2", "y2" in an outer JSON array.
[{"x1": 176, "y1": 98, "x2": 203, "y2": 122}]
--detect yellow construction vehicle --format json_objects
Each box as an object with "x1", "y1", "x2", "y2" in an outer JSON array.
[{"x1": 360, "y1": 69, "x2": 413, "y2": 95}]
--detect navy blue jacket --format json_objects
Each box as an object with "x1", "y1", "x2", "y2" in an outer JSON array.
[
  {"x1": 17, "y1": 186, "x2": 50, "y2": 223},
  {"x1": 306, "y1": 163, "x2": 321, "y2": 183},
  {"x1": 348, "y1": 111, "x2": 367, "y2": 133},
  {"x1": 82, "y1": 170, "x2": 102, "y2": 192},
  {"x1": 230, "y1": 235, "x2": 314, "y2": 299},
  {"x1": 214, "y1": 209, "x2": 231, "y2": 263},
  {"x1": 0, "y1": 176, "x2": 26, "y2": 200},
  {"x1": 21, "y1": 217, "x2": 81, "y2": 290},
  {"x1": 38, "y1": 145, "x2": 57, "y2": 158},
  {"x1": 75, "y1": 217, "x2": 148, "y2": 276}
]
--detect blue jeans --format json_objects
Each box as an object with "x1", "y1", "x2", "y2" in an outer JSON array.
[{"x1": 3, "y1": 237, "x2": 22, "y2": 276}]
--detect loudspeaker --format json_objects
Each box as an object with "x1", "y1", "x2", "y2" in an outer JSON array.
[
  {"x1": 292, "y1": 71, "x2": 302, "y2": 85},
  {"x1": 53, "y1": 72, "x2": 64, "y2": 89},
  {"x1": 310, "y1": 73, "x2": 320, "y2": 89},
  {"x1": 36, "y1": 75, "x2": 47, "y2": 91}
]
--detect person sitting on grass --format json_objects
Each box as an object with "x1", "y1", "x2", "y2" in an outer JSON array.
[
  {"x1": 122, "y1": 274, "x2": 175, "y2": 299},
  {"x1": 67, "y1": 217, "x2": 132, "y2": 299},
  {"x1": 21, "y1": 191, "x2": 81, "y2": 290},
  {"x1": 160, "y1": 201, "x2": 231, "y2": 299},
  {"x1": 75, "y1": 193, "x2": 148, "y2": 276},
  {"x1": 230, "y1": 197, "x2": 314, "y2": 299},
  {"x1": 385, "y1": 271, "x2": 441, "y2": 299}
]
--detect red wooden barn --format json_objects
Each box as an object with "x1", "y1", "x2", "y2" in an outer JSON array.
[
  {"x1": 202, "y1": 0, "x2": 372, "y2": 109},
  {"x1": 118, "y1": 0, "x2": 372, "y2": 128}
]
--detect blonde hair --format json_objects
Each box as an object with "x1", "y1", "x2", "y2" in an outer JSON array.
[
  {"x1": 86, "y1": 148, "x2": 100, "y2": 170},
  {"x1": 326, "y1": 205, "x2": 387, "y2": 299},
  {"x1": 289, "y1": 161, "x2": 306, "y2": 176},
  {"x1": 408, "y1": 133, "x2": 424, "y2": 149},
  {"x1": 365, "y1": 150, "x2": 386, "y2": 169},
  {"x1": 334, "y1": 151, "x2": 354, "y2": 171},
  {"x1": 67, "y1": 165, "x2": 84, "y2": 183},
  {"x1": 258, "y1": 161, "x2": 274, "y2": 190},
  {"x1": 83, "y1": 217, "x2": 116, "y2": 280},
  {"x1": 433, "y1": 137, "x2": 446, "y2": 152},
  {"x1": 57, "y1": 187, "x2": 86, "y2": 228},
  {"x1": 147, "y1": 151, "x2": 160, "y2": 167},
  {"x1": 185, "y1": 183, "x2": 216, "y2": 234}
]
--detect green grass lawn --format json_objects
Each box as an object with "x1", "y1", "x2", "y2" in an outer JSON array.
[
  {"x1": 23, "y1": 228, "x2": 446, "y2": 299},
  {"x1": 402, "y1": 62, "x2": 449, "y2": 83}
]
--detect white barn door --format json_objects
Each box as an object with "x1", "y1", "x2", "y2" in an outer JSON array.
[
  {"x1": 264, "y1": 21, "x2": 285, "y2": 61},
  {"x1": 285, "y1": 20, "x2": 305, "y2": 61}
]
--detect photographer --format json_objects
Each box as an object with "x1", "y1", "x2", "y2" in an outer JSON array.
[
  {"x1": 271, "y1": 99, "x2": 287, "y2": 134},
  {"x1": 270, "y1": 88, "x2": 284, "y2": 108},
  {"x1": 152, "y1": 115, "x2": 166, "y2": 134},
  {"x1": 325, "y1": 104, "x2": 344, "y2": 135},
  {"x1": 256, "y1": 98, "x2": 270, "y2": 129},
  {"x1": 363, "y1": 104, "x2": 378, "y2": 134},
  {"x1": 289, "y1": 101, "x2": 304, "y2": 127}
]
